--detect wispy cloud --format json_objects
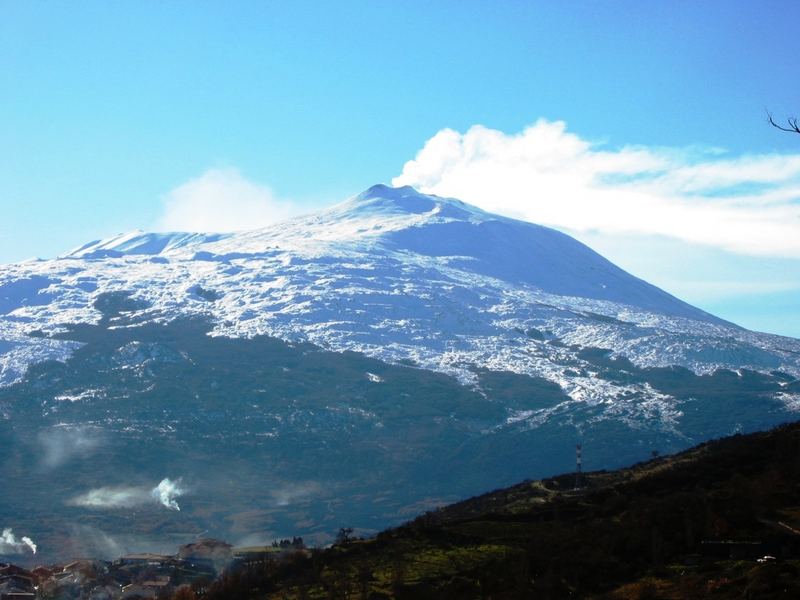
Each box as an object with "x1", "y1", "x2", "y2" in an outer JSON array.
[
  {"x1": 156, "y1": 168, "x2": 297, "y2": 232},
  {"x1": 270, "y1": 481, "x2": 321, "y2": 507},
  {"x1": 39, "y1": 425, "x2": 103, "y2": 469},
  {"x1": 70, "y1": 478, "x2": 186, "y2": 511},
  {"x1": 70, "y1": 486, "x2": 150, "y2": 509},
  {"x1": 393, "y1": 120, "x2": 800, "y2": 258},
  {"x1": 64, "y1": 524, "x2": 124, "y2": 560}
]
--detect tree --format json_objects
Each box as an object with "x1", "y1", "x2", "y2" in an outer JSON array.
[
  {"x1": 335, "y1": 527, "x2": 354, "y2": 545},
  {"x1": 768, "y1": 112, "x2": 800, "y2": 134},
  {"x1": 172, "y1": 587, "x2": 196, "y2": 600}
]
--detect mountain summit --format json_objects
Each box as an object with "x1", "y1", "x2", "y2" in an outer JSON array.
[
  {"x1": 2, "y1": 185, "x2": 794, "y2": 388},
  {"x1": 62, "y1": 185, "x2": 723, "y2": 322}
]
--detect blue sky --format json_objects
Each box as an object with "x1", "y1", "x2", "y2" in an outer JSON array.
[{"x1": 1, "y1": 1, "x2": 799, "y2": 336}]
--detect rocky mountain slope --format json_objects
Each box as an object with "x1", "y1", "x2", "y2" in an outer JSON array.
[
  {"x1": 4, "y1": 184, "x2": 799, "y2": 393},
  {"x1": 1, "y1": 184, "x2": 798, "y2": 562}
]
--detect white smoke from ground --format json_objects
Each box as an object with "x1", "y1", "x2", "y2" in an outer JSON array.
[
  {"x1": 70, "y1": 486, "x2": 151, "y2": 509},
  {"x1": 0, "y1": 528, "x2": 37, "y2": 555},
  {"x1": 38, "y1": 425, "x2": 104, "y2": 469},
  {"x1": 151, "y1": 478, "x2": 184, "y2": 511},
  {"x1": 270, "y1": 481, "x2": 321, "y2": 507},
  {"x1": 66, "y1": 524, "x2": 125, "y2": 560},
  {"x1": 63, "y1": 524, "x2": 180, "y2": 560},
  {"x1": 69, "y1": 478, "x2": 185, "y2": 511}
]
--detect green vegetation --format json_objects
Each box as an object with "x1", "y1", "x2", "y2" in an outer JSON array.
[{"x1": 189, "y1": 421, "x2": 800, "y2": 599}]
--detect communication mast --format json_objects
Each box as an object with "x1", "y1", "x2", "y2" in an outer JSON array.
[{"x1": 575, "y1": 443, "x2": 583, "y2": 489}]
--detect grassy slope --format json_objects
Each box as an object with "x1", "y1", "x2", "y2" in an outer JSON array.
[{"x1": 197, "y1": 421, "x2": 800, "y2": 599}]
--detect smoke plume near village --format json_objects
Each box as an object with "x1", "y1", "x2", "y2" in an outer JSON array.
[{"x1": 69, "y1": 478, "x2": 186, "y2": 511}]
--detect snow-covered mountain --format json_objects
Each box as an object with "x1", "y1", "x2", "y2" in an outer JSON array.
[
  {"x1": 2, "y1": 184, "x2": 799, "y2": 561},
  {"x1": 2, "y1": 184, "x2": 798, "y2": 408}
]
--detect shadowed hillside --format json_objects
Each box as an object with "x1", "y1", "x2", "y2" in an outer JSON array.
[{"x1": 190, "y1": 421, "x2": 800, "y2": 599}]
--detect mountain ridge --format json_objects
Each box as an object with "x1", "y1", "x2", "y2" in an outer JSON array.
[
  {"x1": 53, "y1": 185, "x2": 739, "y2": 325},
  {"x1": 52, "y1": 185, "x2": 732, "y2": 328},
  {"x1": 1, "y1": 185, "x2": 798, "y2": 400}
]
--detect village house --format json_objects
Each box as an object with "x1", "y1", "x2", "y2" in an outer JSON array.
[
  {"x1": 120, "y1": 578, "x2": 171, "y2": 599},
  {"x1": 29, "y1": 567, "x2": 53, "y2": 584},
  {"x1": 177, "y1": 539, "x2": 232, "y2": 574},
  {"x1": 114, "y1": 554, "x2": 172, "y2": 569},
  {"x1": 0, "y1": 565, "x2": 35, "y2": 600}
]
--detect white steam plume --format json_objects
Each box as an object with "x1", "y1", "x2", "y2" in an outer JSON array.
[
  {"x1": 70, "y1": 487, "x2": 151, "y2": 509},
  {"x1": 151, "y1": 478, "x2": 184, "y2": 511},
  {"x1": 270, "y1": 481, "x2": 321, "y2": 507},
  {"x1": 39, "y1": 425, "x2": 103, "y2": 469},
  {"x1": 156, "y1": 168, "x2": 297, "y2": 232},
  {"x1": 0, "y1": 528, "x2": 37, "y2": 555},
  {"x1": 69, "y1": 477, "x2": 185, "y2": 511}
]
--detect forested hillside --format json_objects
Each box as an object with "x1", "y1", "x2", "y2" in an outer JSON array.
[{"x1": 193, "y1": 421, "x2": 800, "y2": 599}]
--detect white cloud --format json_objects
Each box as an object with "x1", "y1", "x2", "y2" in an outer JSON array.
[
  {"x1": 393, "y1": 120, "x2": 800, "y2": 258},
  {"x1": 156, "y1": 168, "x2": 296, "y2": 232},
  {"x1": 573, "y1": 230, "x2": 800, "y2": 301}
]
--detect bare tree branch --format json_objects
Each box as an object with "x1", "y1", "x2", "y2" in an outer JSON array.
[{"x1": 768, "y1": 111, "x2": 800, "y2": 134}]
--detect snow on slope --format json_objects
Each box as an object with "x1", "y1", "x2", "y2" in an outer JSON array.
[
  {"x1": 1, "y1": 185, "x2": 799, "y2": 423},
  {"x1": 66, "y1": 230, "x2": 229, "y2": 259}
]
